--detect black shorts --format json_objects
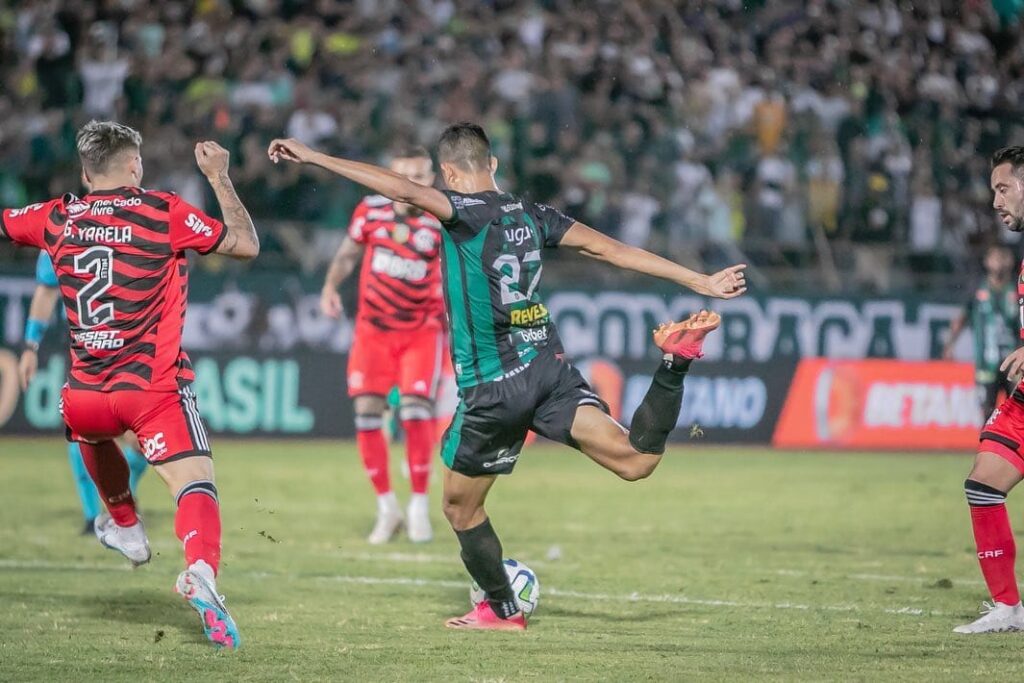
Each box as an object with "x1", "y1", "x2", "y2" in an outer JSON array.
[{"x1": 440, "y1": 350, "x2": 608, "y2": 476}]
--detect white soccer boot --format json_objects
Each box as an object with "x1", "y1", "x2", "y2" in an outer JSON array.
[
  {"x1": 94, "y1": 513, "x2": 151, "y2": 566},
  {"x1": 367, "y1": 492, "x2": 403, "y2": 545},
  {"x1": 407, "y1": 493, "x2": 433, "y2": 543},
  {"x1": 953, "y1": 601, "x2": 1024, "y2": 633}
]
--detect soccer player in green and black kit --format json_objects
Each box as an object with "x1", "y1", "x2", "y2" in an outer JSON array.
[
  {"x1": 944, "y1": 244, "x2": 1019, "y2": 419},
  {"x1": 268, "y1": 124, "x2": 747, "y2": 630}
]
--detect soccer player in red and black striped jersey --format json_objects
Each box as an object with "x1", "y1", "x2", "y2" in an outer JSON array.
[
  {"x1": 0, "y1": 121, "x2": 259, "y2": 649},
  {"x1": 320, "y1": 147, "x2": 445, "y2": 545},
  {"x1": 956, "y1": 146, "x2": 1024, "y2": 634}
]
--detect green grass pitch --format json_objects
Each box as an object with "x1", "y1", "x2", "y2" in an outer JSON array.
[{"x1": 2, "y1": 437, "x2": 1024, "y2": 681}]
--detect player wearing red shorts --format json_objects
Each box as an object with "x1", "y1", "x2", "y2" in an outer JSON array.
[
  {"x1": 320, "y1": 147, "x2": 444, "y2": 544},
  {"x1": 957, "y1": 146, "x2": 1024, "y2": 633},
  {"x1": 0, "y1": 121, "x2": 259, "y2": 649}
]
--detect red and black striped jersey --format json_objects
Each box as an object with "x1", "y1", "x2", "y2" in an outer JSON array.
[
  {"x1": 0, "y1": 186, "x2": 225, "y2": 391},
  {"x1": 348, "y1": 195, "x2": 444, "y2": 331}
]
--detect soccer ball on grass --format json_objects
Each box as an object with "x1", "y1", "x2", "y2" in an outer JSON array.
[{"x1": 469, "y1": 558, "x2": 540, "y2": 617}]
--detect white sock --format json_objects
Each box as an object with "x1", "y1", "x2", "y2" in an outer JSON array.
[
  {"x1": 408, "y1": 493, "x2": 429, "y2": 515},
  {"x1": 189, "y1": 559, "x2": 216, "y2": 587},
  {"x1": 377, "y1": 491, "x2": 400, "y2": 515}
]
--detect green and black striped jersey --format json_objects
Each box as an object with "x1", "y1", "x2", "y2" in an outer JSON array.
[{"x1": 440, "y1": 190, "x2": 575, "y2": 388}]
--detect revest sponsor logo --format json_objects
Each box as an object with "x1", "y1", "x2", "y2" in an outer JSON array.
[{"x1": 510, "y1": 303, "x2": 549, "y2": 326}]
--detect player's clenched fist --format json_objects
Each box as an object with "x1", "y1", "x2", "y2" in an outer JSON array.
[
  {"x1": 194, "y1": 141, "x2": 230, "y2": 177},
  {"x1": 268, "y1": 138, "x2": 316, "y2": 165}
]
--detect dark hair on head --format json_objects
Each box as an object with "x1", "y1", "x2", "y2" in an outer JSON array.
[
  {"x1": 76, "y1": 120, "x2": 142, "y2": 175},
  {"x1": 437, "y1": 122, "x2": 491, "y2": 172},
  {"x1": 389, "y1": 145, "x2": 431, "y2": 161},
  {"x1": 992, "y1": 146, "x2": 1024, "y2": 175}
]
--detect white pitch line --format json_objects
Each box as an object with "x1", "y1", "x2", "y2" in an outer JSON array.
[
  {"x1": 770, "y1": 568, "x2": 985, "y2": 587},
  {"x1": 0, "y1": 558, "x2": 950, "y2": 618}
]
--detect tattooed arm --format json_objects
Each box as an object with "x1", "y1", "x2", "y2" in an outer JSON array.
[{"x1": 194, "y1": 141, "x2": 260, "y2": 260}]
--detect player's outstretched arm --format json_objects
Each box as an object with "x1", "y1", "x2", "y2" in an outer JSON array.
[
  {"x1": 267, "y1": 138, "x2": 453, "y2": 221},
  {"x1": 194, "y1": 141, "x2": 260, "y2": 260},
  {"x1": 558, "y1": 222, "x2": 747, "y2": 299},
  {"x1": 321, "y1": 236, "x2": 363, "y2": 319}
]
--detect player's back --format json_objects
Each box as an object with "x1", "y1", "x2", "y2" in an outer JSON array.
[
  {"x1": 2, "y1": 187, "x2": 225, "y2": 391},
  {"x1": 438, "y1": 190, "x2": 576, "y2": 388}
]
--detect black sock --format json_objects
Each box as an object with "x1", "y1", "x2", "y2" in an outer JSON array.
[
  {"x1": 627, "y1": 357, "x2": 688, "y2": 455},
  {"x1": 455, "y1": 518, "x2": 519, "y2": 618}
]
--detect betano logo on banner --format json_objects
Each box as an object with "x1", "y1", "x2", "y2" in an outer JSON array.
[{"x1": 773, "y1": 359, "x2": 981, "y2": 450}]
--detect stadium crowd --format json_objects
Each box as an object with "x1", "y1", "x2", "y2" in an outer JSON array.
[{"x1": 1, "y1": 0, "x2": 1023, "y2": 291}]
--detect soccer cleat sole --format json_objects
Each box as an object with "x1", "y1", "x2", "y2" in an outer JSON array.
[
  {"x1": 653, "y1": 310, "x2": 721, "y2": 358},
  {"x1": 175, "y1": 570, "x2": 241, "y2": 650}
]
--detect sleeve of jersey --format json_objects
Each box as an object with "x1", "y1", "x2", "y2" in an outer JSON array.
[
  {"x1": 167, "y1": 194, "x2": 227, "y2": 254},
  {"x1": 440, "y1": 191, "x2": 492, "y2": 238},
  {"x1": 534, "y1": 202, "x2": 577, "y2": 248},
  {"x1": 35, "y1": 250, "x2": 58, "y2": 287},
  {"x1": 0, "y1": 201, "x2": 52, "y2": 248},
  {"x1": 347, "y1": 201, "x2": 369, "y2": 243}
]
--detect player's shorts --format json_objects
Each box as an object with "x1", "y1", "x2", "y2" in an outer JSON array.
[
  {"x1": 979, "y1": 382, "x2": 1024, "y2": 475},
  {"x1": 60, "y1": 385, "x2": 212, "y2": 464},
  {"x1": 347, "y1": 318, "x2": 446, "y2": 399},
  {"x1": 441, "y1": 349, "x2": 608, "y2": 477}
]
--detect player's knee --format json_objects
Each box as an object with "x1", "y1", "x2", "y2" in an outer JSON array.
[
  {"x1": 965, "y1": 478, "x2": 1008, "y2": 507},
  {"x1": 615, "y1": 454, "x2": 657, "y2": 482},
  {"x1": 399, "y1": 400, "x2": 434, "y2": 422},
  {"x1": 353, "y1": 413, "x2": 384, "y2": 432},
  {"x1": 441, "y1": 495, "x2": 476, "y2": 530}
]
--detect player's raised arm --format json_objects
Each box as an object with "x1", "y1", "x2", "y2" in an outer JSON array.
[
  {"x1": 267, "y1": 138, "x2": 454, "y2": 221},
  {"x1": 193, "y1": 141, "x2": 260, "y2": 260},
  {"x1": 558, "y1": 222, "x2": 747, "y2": 299}
]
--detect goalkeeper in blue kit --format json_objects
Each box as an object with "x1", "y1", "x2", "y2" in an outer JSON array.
[{"x1": 18, "y1": 251, "x2": 148, "y2": 534}]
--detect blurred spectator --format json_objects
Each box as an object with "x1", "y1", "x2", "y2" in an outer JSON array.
[{"x1": 0, "y1": 0, "x2": 1022, "y2": 292}]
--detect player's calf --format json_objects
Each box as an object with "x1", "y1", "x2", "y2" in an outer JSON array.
[{"x1": 628, "y1": 310, "x2": 720, "y2": 456}]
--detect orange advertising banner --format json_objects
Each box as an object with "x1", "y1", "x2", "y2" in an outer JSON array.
[{"x1": 772, "y1": 359, "x2": 981, "y2": 450}]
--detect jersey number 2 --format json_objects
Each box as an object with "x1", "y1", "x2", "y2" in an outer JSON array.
[
  {"x1": 74, "y1": 246, "x2": 115, "y2": 328},
  {"x1": 493, "y1": 251, "x2": 542, "y2": 305}
]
